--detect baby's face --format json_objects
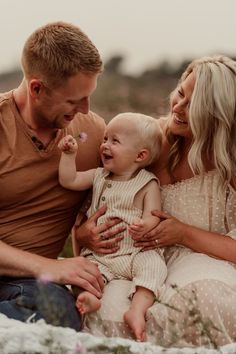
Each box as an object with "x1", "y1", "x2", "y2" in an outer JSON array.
[{"x1": 100, "y1": 119, "x2": 142, "y2": 175}]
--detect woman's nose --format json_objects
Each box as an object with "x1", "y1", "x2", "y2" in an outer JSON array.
[{"x1": 175, "y1": 98, "x2": 189, "y2": 113}]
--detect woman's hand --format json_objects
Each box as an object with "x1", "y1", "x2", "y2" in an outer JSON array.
[
  {"x1": 133, "y1": 210, "x2": 187, "y2": 250},
  {"x1": 74, "y1": 205, "x2": 125, "y2": 254}
]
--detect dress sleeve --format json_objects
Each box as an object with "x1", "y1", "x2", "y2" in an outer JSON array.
[{"x1": 225, "y1": 186, "x2": 236, "y2": 239}]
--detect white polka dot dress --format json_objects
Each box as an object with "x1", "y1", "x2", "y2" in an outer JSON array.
[{"x1": 84, "y1": 171, "x2": 236, "y2": 347}]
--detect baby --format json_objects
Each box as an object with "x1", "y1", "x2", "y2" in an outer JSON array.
[{"x1": 58, "y1": 112, "x2": 167, "y2": 341}]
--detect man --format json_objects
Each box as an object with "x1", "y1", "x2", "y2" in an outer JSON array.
[{"x1": 0, "y1": 21, "x2": 106, "y2": 330}]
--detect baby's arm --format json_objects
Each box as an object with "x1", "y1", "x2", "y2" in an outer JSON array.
[
  {"x1": 129, "y1": 179, "x2": 161, "y2": 238},
  {"x1": 58, "y1": 135, "x2": 95, "y2": 191}
]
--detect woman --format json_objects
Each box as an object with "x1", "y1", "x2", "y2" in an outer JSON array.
[{"x1": 74, "y1": 55, "x2": 236, "y2": 347}]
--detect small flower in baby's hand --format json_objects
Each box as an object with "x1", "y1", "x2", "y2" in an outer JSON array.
[{"x1": 74, "y1": 132, "x2": 87, "y2": 142}]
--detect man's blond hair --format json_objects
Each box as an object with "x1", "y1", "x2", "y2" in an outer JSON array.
[{"x1": 21, "y1": 21, "x2": 103, "y2": 87}]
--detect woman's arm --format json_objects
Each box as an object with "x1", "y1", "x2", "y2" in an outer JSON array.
[
  {"x1": 182, "y1": 222, "x2": 236, "y2": 263},
  {"x1": 144, "y1": 210, "x2": 236, "y2": 264}
]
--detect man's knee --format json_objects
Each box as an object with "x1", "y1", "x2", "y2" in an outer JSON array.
[
  {"x1": 0, "y1": 278, "x2": 82, "y2": 331},
  {"x1": 35, "y1": 281, "x2": 82, "y2": 330}
]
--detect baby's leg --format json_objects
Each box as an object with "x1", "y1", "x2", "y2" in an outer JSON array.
[
  {"x1": 124, "y1": 286, "x2": 154, "y2": 342},
  {"x1": 76, "y1": 291, "x2": 101, "y2": 315}
]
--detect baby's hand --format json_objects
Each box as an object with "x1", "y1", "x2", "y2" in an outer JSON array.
[
  {"x1": 128, "y1": 217, "x2": 146, "y2": 238},
  {"x1": 58, "y1": 135, "x2": 78, "y2": 154}
]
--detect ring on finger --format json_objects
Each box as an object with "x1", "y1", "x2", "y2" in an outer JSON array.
[{"x1": 100, "y1": 234, "x2": 106, "y2": 241}]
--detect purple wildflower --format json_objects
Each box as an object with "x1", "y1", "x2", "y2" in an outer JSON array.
[{"x1": 75, "y1": 132, "x2": 87, "y2": 142}]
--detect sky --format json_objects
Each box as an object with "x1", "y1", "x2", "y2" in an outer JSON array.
[{"x1": 1, "y1": 0, "x2": 236, "y2": 75}]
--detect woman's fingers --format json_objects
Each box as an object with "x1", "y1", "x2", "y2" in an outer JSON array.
[
  {"x1": 133, "y1": 240, "x2": 164, "y2": 250},
  {"x1": 151, "y1": 210, "x2": 171, "y2": 220}
]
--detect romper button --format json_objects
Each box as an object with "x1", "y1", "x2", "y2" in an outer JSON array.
[
  {"x1": 107, "y1": 184, "x2": 112, "y2": 188},
  {"x1": 101, "y1": 196, "x2": 106, "y2": 201}
]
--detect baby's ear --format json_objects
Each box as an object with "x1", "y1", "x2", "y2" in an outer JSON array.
[{"x1": 136, "y1": 149, "x2": 150, "y2": 162}]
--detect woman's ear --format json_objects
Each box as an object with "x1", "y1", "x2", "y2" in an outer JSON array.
[
  {"x1": 29, "y1": 79, "x2": 43, "y2": 98},
  {"x1": 136, "y1": 149, "x2": 150, "y2": 163}
]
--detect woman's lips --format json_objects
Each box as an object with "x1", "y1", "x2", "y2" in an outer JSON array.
[{"x1": 173, "y1": 114, "x2": 187, "y2": 125}]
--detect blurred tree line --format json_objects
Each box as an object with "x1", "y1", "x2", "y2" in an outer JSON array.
[
  {"x1": 91, "y1": 55, "x2": 191, "y2": 121},
  {"x1": 0, "y1": 55, "x2": 194, "y2": 122},
  {"x1": 2, "y1": 54, "x2": 235, "y2": 122}
]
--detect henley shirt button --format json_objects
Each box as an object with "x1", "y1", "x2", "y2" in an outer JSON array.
[
  {"x1": 101, "y1": 196, "x2": 106, "y2": 201},
  {"x1": 107, "y1": 184, "x2": 112, "y2": 188}
]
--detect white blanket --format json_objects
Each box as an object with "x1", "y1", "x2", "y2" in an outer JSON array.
[{"x1": 0, "y1": 314, "x2": 235, "y2": 354}]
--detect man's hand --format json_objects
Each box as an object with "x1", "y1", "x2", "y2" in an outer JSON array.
[
  {"x1": 40, "y1": 256, "x2": 104, "y2": 298},
  {"x1": 75, "y1": 205, "x2": 126, "y2": 254}
]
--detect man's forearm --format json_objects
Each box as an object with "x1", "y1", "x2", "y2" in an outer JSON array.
[{"x1": 0, "y1": 240, "x2": 50, "y2": 278}]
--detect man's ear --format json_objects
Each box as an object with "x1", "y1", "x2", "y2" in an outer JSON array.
[
  {"x1": 136, "y1": 149, "x2": 150, "y2": 163},
  {"x1": 29, "y1": 79, "x2": 43, "y2": 98}
]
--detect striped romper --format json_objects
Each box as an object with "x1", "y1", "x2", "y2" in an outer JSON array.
[{"x1": 81, "y1": 168, "x2": 167, "y2": 297}]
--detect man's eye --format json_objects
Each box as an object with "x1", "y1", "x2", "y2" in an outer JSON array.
[
  {"x1": 113, "y1": 139, "x2": 119, "y2": 143},
  {"x1": 178, "y1": 90, "x2": 184, "y2": 97}
]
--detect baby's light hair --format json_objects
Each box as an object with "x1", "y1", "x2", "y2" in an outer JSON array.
[{"x1": 111, "y1": 112, "x2": 162, "y2": 166}]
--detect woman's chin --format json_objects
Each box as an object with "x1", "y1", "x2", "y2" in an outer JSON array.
[{"x1": 168, "y1": 122, "x2": 191, "y2": 138}]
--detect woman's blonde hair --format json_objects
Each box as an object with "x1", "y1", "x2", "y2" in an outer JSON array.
[
  {"x1": 167, "y1": 55, "x2": 236, "y2": 194},
  {"x1": 111, "y1": 112, "x2": 162, "y2": 166},
  {"x1": 21, "y1": 21, "x2": 103, "y2": 88}
]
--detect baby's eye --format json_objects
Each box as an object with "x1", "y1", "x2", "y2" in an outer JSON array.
[
  {"x1": 103, "y1": 136, "x2": 108, "y2": 143},
  {"x1": 113, "y1": 138, "x2": 119, "y2": 143}
]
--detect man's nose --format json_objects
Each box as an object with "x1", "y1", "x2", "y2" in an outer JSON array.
[{"x1": 75, "y1": 98, "x2": 90, "y2": 114}]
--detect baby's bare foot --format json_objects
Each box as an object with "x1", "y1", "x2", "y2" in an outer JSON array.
[
  {"x1": 124, "y1": 308, "x2": 146, "y2": 342},
  {"x1": 76, "y1": 291, "x2": 101, "y2": 315}
]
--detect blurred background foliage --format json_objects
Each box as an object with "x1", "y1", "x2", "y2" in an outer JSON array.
[
  {"x1": 91, "y1": 55, "x2": 189, "y2": 121},
  {"x1": 2, "y1": 54, "x2": 236, "y2": 122},
  {"x1": 0, "y1": 54, "x2": 195, "y2": 123}
]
